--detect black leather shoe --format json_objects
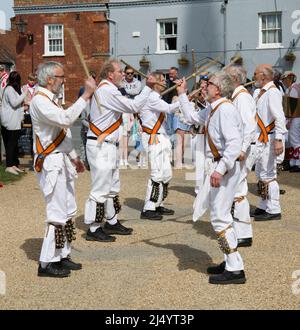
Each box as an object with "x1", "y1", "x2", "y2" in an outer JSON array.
[
  {"x1": 237, "y1": 237, "x2": 252, "y2": 247},
  {"x1": 60, "y1": 257, "x2": 82, "y2": 270},
  {"x1": 207, "y1": 261, "x2": 226, "y2": 275},
  {"x1": 38, "y1": 263, "x2": 70, "y2": 278},
  {"x1": 86, "y1": 227, "x2": 116, "y2": 242},
  {"x1": 254, "y1": 212, "x2": 281, "y2": 221},
  {"x1": 156, "y1": 206, "x2": 175, "y2": 215},
  {"x1": 103, "y1": 220, "x2": 133, "y2": 235},
  {"x1": 140, "y1": 210, "x2": 163, "y2": 220},
  {"x1": 250, "y1": 208, "x2": 266, "y2": 217},
  {"x1": 209, "y1": 270, "x2": 246, "y2": 285}
]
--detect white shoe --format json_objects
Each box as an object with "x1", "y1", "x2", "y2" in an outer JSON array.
[
  {"x1": 120, "y1": 159, "x2": 124, "y2": 166},
  {"x1": 13, "y1": 166, "x2": 25, "y2": 173},
  {"x1": 5, "y1": 167, "x2": 19, "y2": 175}
]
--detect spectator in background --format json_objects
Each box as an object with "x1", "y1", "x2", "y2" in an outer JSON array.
[
  {"x1": 0, "y1": 65, "x2": 9, "y2": 108},
  {"x1": 0, "y1": 71, "x2": 29, "y2": 175},
  {"x1": 21, "y1": 73, "x2": 38, "y2": 169},
  {"x1": 120, "y1": 66, "x2": 142, "y2": 167}
]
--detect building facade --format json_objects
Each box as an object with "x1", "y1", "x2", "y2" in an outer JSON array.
[
  {"x1": 108, "y1": 0, "x2": 300, "y2": 80},
  {"x1": 13, "y1": 0, "x2": 110, "y2": 104}
]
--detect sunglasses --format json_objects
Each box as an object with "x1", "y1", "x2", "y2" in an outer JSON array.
[
  {"x1": 200, "y1": 75, "x2": 209, "y2": 80},
  {"x1": 126, "y1": 72, "x2": 134, "y2": 75}
]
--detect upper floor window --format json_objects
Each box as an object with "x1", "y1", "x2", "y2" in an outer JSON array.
[
  {"x1": 44, "y1": 24, "x2": 64, "y2": 56},
  {"x1": 157, "y1": 19, "x2": 178, "y2": 53},
  {"x1": 259, "y1": 12, "x2": 282, "y2": 47}
]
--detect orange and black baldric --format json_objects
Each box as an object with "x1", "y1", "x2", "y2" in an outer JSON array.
[
  {"x1": 256, "y1": 85, "x2": 277, "y2": 144},
  {"x1": 142, "y1": 113, "x2": 165, "y2": 145},
  {"x1": 34, "y1": 91, "x2": 67, "y2": 172}
]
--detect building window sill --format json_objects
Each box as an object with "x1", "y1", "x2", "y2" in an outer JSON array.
[
  {"x1": 42, "y1": 53, "x2": 65, "y2": 57},
  {"x1": 155, "y1": 50, "x2": 179, "y2": 55},
  {"x1": 256, "y1": 44, "x2": 284, "y2": 50}
]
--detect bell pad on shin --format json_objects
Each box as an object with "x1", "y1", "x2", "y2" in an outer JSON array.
[
  {"x1": 217, "y1": 226, "x2": 237, "y2": 255},
  {"x1": 113, "y1": 195, "x2": 122, "y2": 214},
  {"x1": 65, "y1": 219, "x2": 76, "y2": 243},
  {"x1": 95, "y1": 202, "x2": 105, "y2": 223},
  {"x1": 162, "y1": 182, "x2": 169, "y2": 201},
  {"x1": 150, "y1": 180, "x2": 160, "y2": 203},
  {"x1": 54, "y1": 225, "x2": 66, "y2": 249}
]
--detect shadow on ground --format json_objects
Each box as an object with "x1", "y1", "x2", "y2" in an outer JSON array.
[
  {"x1": 169, "y1": 185, "x2": 195, "y2": 197},
  {"x1": 21, "y1": 238, "x2": 43, "y2": 261},
  {"x1": 144, "y1": 240, "x2": 212, "y2": 274},
  {"x1": 124, "y1": 198, "x2": 144, "y2": 211}
]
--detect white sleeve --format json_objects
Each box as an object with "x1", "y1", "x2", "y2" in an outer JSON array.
[
  {"x1": 290, "y1": 87, "x2": 299, "y2": 98},
  {"x1": 215, "y1": 109, "x2": 242, "y2": 175},
  {"x1": 268, "y1": 90, "x2": 287, "y2": 140},
  {"x1": 100, "y1": 86, "x2": 152, "y2": 114},
  {"x1": 178, "y1": 94, "x2": 206, "y2": 125},
  {"x1": 235, "y1": 95, "x2": 256, "y2": 153},
  {"x1": 147, "y1": 98, "x2": 180, "y2": 114},
  {"x1": 34, "y1": 97, "x2": 87, "y2": 128},
  {"x1": 6, "y1": 87, "x2": 26, "y2": 109}
]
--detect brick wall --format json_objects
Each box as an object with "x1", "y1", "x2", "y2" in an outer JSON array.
[
  {"x1": 15, "y1": 0, "x2": 107, "y2": 6},
  {"x1": 15, "y1": 11, "x2": 109, "y2": 104}
]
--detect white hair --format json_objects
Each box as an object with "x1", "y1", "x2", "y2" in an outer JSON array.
[
  {"x1": 226, "y1": 65, "x2": 247, "y2": 85},
  {"x1": 211, "y1": 71, "x2": 234, "y2": 98},
  {"x1": 261, "y1": 66, "x2": 274, "y2": 80},
  {"x1": 37, "y1": 61, "x2": 63, "y2": 87}
]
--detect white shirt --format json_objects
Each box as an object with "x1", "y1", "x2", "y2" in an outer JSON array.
[
  {"x1": 179, "y1": 94, "x2": 243, "y2": 175},
  {"x1": 122, "y1": 77, "x2": 142, "y2": 97},
  {"x1": 30, "y1": 86, "x2": 87, "y2": 158},
  {"x1": 255, "y1": 81, "x2": 287, "y2": 140},
  {"x1": 139, "y1": 90, "x2": 179, "y2": 134},
  {"x1": 0, "y1": 86, "x2": 26, "y2": 130},
  {"x1": 87, "y1": 79, "x2": 152, "y2": 142},
  {"x1": 286, "y1": 83, "x2": 300, "y2": 98},
  {"x1": 232, "y1": 85, "x2": 257, "y2": 152}
]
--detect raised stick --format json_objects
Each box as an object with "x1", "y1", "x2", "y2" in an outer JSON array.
[
  {"x1": 244, "y1": 80, "x2": 255, "y2": 87},
  {"x1": 66, "y1": 27, "x2": 103, "y2": 114},
  {"x1": 161, "y1": 56, "x2": 222, "y2": 97}
]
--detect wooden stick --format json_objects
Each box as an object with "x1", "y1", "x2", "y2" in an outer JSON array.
[
  {"x1": 120, "y1": 59, "x2": 167, "y2": 89},
  {"x1": 66, "y1": 27, "x2": 103, "y2": 114},
  {"x1": 192, "y1": 49, "x2": 196, "y2": 89},
  {"x1": 244, "y1": 80, "x2": 255, "y2": 87},
  {"x1": 161, "y1": 56, "x2": 221, "y2": 97}
]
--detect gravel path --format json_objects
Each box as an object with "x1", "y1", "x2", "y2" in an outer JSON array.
[{"x1": 0, "y1": 167, "x2": 299, "y2": 309}]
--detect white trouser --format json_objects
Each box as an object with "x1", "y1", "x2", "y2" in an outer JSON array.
[
  {"x1": 194, "y1": 134, "x2": 205, "y2": 195},
  {"x1": 209, "y1": 161, "x2": 244, "y2": 271},
  {"x1": 233, "y1": 149, "x2": 253, "y2": 239},
  {"x1": 37, "y1": 153, "x2": 77, "y2": 264},
  {"x1": 84, "y1": 140, "x2": 120, "y2": 225},
  {"x1": 255, "y1": 139, "x2": 281, "y2": 214},
  {"x1": 289, "y1": 118, "x2": 300, "y2": 167},
  {"x1": 143, "y1": 133, "x2": 172, "y2": 211}
]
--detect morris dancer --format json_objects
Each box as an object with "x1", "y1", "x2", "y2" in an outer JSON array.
[
  {"x1": 177, "y1": 72, "x2": 246, "y2": 285},
  {"x1": 30, "y1": 61, "x2": 96, "y2": 277}
]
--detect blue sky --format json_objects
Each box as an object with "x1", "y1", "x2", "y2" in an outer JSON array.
[{"x1": 0, "y1": 0, "x2": 15, "y2": 30}]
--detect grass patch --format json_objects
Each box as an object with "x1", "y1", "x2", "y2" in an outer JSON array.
[{"x1": 0, "y1": 164, "x2": 27, "y2": 185}]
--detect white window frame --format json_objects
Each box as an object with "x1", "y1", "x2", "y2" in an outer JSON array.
[
  {"x1": 156, "y1": 19, "x2": 178, "y2": 54},
  {"x1": 43, "y1": 24, "x2": 65, "y2": 57},
  {"x1": 257, "y1": 12, "x2": 283, "y2": 49}
]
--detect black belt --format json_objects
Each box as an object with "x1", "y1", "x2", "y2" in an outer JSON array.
[
  {"x1": 87, "y1": 136, "x2": 119, "y2": 147},
  {"x1": 251, "y1": 142, "x2": 256, "y2": 145}
]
